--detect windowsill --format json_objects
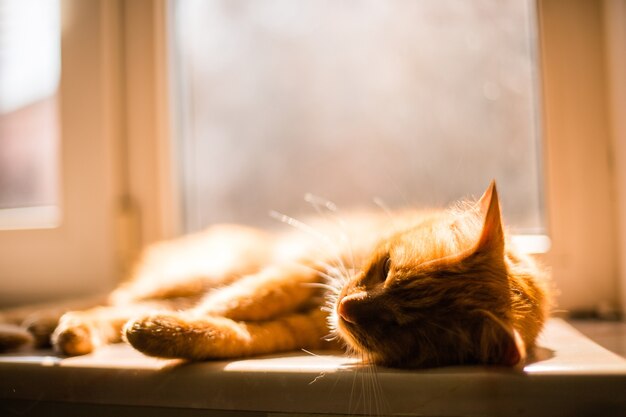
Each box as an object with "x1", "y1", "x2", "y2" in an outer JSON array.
[
  {"x1": 1, "y1": 319, "x2": 626, "y2": 417},
  {"x1": 569, "y1": 319, "x2": 626, "y2": 359}
]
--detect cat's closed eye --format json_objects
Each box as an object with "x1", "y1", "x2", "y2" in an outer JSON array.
[{"x1": 382, "y1": 257, "x2": 392, "y2": 281}]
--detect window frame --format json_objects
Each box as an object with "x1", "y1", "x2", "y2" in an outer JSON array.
[
  {"x1": 603, "y1": 0, "x2": 626, "y2": 315},
  {"x1": 0, "y1": 0, "x2": 176, "y2": 305},
  {"x1": 538, "y1": 0, "x2": 624, "y2": 314},
  {"x1": 0, "y1": 0, "x2": 122, "y2": 305}
]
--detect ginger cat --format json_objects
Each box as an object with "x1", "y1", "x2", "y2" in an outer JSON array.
[{"x1": 0, "y1": 183, "x2": 549, "y2": 368}]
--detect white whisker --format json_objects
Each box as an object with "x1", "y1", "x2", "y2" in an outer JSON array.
[
  {"x1": 301, "y1": 282, "x2": 339, "y2": 292},
  {"x1": 269, "y1": 210, "x2": 330, "y2": 244},
  {"x1": 269, "y1": 210, "x2": 353, "y2": 281},
  {"x1": 299, "y1": 195, "x2": 356, "y2": 282},
  {"x1": 304, "y1": 193, "x2": 338, "y2": 213},
  {"x1": 373, "y1": 197, "x2": 393, "y2": 218},
  {"x1": 309, "y1": 372, "x2": 327, "y2": 385},
  {"x1": 300, "y1": 348, "x2": 319, "y2": 357},
  {"x1": 323, "y1": 333, "x2": 340, "y2": 342}
]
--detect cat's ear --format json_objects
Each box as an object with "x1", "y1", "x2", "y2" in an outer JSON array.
[
  {"x1": 475, "y1": 181, "x2": 504, "y2": 255},
  {"x1": 477, "y1": 180, "x2": 496, "y2": 213},
  {"x1": 480, "y1": 318, "x2": 527, "y2": 367}
]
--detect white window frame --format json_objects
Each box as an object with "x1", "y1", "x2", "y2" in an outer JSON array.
[
  {"x1": 0, "y1": 0, "x2": 121, "y2": 304},
  {"x1": 1, "y1": 0, "x2": 624, "y2": 315},
  {"x1": 539, "y1": 0, "x2": 626, "y2": 314},
  {"x1": 0, "y1": 0, "x2": 176, "y2": 305},
  {"x1": 604, "y1": 0, "x2": 626, "y2": 314}
]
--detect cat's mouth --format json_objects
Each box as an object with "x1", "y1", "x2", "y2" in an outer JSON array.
[{"x1": 335, "y1": 316, "x2": 386, "y2": 364}]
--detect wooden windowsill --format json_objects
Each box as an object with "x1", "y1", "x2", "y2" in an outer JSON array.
[{"x1": 1, "y1": 319, "x2": 626, "y2": 417}]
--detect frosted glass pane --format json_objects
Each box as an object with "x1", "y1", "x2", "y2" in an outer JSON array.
[{"x1": 172, "y1": 0, "x2": 543, "y2": 233}]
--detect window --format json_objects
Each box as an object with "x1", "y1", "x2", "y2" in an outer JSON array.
[
  {"x1": 0, "y1": 1, "x2": 622, "y2": 313},
  {"x1": 169, "y1": 0, "x2": 626, "y2": 313},
  {"x1": 0, "y1": 0, "x2": 121, "y2": 305},
  {"x1": 172, "y1": 0, "x2": 544, "y2": 235},
  {"x1": 0, "y1": 0, "x2": 61, "y2": 229}
]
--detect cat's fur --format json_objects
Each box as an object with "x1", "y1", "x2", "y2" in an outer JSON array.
[{"x1": 0, "y1": 183, "x2": 550, "y2": 367}]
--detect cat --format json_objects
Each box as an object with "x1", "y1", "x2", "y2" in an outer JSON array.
[{"x1": 0, "y1": 182, "x2": 550, "y2": 368}]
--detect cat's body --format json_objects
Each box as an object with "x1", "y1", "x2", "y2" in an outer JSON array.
[{"x1": 0, "y1": 183, "x2": 550, "y2": 368}]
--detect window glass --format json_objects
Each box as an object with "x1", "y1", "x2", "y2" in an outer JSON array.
[
  {"x1": 0, "y1": 0, "x2": 61, "y2": 228},
  {"x1": 172, "y1": 0, "x2": 543, "y2": 234}
]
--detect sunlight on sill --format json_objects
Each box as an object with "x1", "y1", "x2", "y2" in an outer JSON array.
[
  {"x1": 2, "y1": 319, "x2": 624, "y2": 376},
  {"x1": 223, "y1": 352, "x2": 358, "y2": 373}
]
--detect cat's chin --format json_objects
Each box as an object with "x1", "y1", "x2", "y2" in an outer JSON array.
[
  {"x1": 335, "y1": 317, "x2": 357, "y2": 347},
  {"x1": 335, "y1": 316, "x2": 380, "y2": 363}
]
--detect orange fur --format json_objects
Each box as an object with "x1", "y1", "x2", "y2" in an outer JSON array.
[
  {"x1": 0, "y1": 182, "x2": 550, "y2": 368},
  {"x1": 335, "y1": 183, "x2": 549, "y2": 367}
]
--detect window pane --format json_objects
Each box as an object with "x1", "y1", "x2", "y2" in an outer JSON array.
[
  {"x1": 0, "y1": 0, "x2": 61, "y2": 227},
  {"x1": 172, "y1": 0, "x2": 543, "y2": 234}
]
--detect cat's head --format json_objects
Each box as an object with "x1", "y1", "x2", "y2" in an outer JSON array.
[{"x1": 334, "y1": 182, "x2": 525, "y2": 368}]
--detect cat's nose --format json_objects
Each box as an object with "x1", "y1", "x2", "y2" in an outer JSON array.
[
  {"x1": 337, "y1": 300, "x2": 353, "y2": 323},
  {"x1": 337, "y1": 292, "x2": 368, "y2": 324}
]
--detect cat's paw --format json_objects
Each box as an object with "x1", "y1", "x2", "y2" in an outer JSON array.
[
  {"x1": 124, "y1": 313, "x2": 250, "y2": 360},
  {"x1": 51, "y1": 317, "x2": 97, "y2": 356},
  {"x1": 22, "y1": 313, "x2": 60, "y2": 348},
  {"x1": 0, "y1": 323, "x2": 33, "y2": 352},
  {"x1": 123, "y1": 314, "x2": 187, "y2": 359}
]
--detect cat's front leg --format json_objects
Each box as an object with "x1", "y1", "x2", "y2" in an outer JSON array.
[
  {"x1": 0, "y1": 308, "x2": 62, "y2": 350},
  {"x1": 124, "y1": 308, "x2": 331, "y2": 360},
  {"x1": 194, "y1": 263, "x2": 322, "y2": 321},
  {"x1": 52, "y1": 302, "x2": 173, "y2": 356}
]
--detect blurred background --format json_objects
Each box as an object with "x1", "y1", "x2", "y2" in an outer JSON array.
[
  {"x1": 173, "y1": 0, "x2": 543, "y2": 233},
  {"x1": 0, "y1": 0, "x2": 544, "y2": 232},
  {"x1": 0, "y1": 0, "x2": 624, "y2": 318}
]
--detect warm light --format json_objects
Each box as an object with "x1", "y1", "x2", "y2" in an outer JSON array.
[{"x1": 510, "y1": 234, "x2": 551, "y2": 254}]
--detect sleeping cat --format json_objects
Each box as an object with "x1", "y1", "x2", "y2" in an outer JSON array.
[{"x1": 0, "y1": 182, "x2": 549, "y2": 368}]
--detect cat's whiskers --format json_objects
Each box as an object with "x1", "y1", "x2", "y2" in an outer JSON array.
[
  {"x1": 303, "y1": 261, "x2": 345, "y2": 340},
  {"x1": 300, "y1": 198, "x2": 364, "y2": 351},
  {"x1": 348, "y1": 349, "x2": 388, "y2": 417},
  {"x1": 372, "y1": 197, "x2": 393, "y2": 218},
  {"x1": 269, "y1": 210, "x2": 332, "y2": 245},
  {"x1": 304, "y1": 193, "x2": 338, "y2": 214},
  {"x1": 306, "y1": 263, "x2": 346, "y2": 290},
  {"x1": 365, "y1": 360, "x2": 386, "y2": 416},
  {"x1": 301, "y1": 282, "x2": 339, "y2": 293},
  {"x1": 269, "y1": 210, "x2": 352, "y2": 281},
  {"x1": 302, "y1": 194, "x2": 358, "y2": 284},
  {"x1": 318, "y1": 261, "x2": 357, "y2": 345}
]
